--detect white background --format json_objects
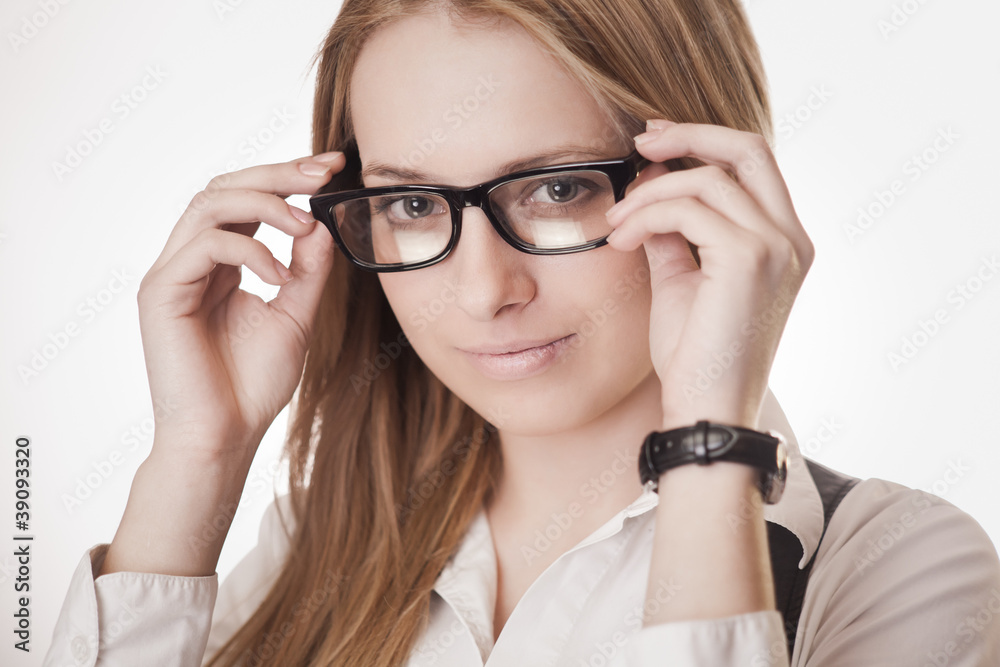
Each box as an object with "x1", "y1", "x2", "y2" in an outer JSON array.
[{"x1": 1, "y1": 1, "x2": 998, "y2": 664}]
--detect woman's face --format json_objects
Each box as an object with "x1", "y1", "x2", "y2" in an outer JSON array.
[{"x1": 349, "y1": 9, "x2": 695, "y2": 435}]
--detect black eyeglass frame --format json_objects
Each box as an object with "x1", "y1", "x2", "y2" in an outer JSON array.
[{"x1": 308, "y1": 140, "x2": 653, "y2": 273}]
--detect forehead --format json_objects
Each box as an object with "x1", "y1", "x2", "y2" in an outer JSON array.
[{"x1": 348, "y1": 8, "x2": 620, "y2": 183}]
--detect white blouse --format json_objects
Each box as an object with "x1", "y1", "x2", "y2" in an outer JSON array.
[{"x1": 42, "y1": 391, "x2": 1000, "y2": 666}]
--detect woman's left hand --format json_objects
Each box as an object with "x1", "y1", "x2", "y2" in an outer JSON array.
[{"x1": 604, "y1": 119, "x2": 814, "y2": 430}]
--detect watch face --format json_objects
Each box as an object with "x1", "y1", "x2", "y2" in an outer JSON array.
[{"x1": 765, "y1": 438, "x2": 789, "y2": 504}]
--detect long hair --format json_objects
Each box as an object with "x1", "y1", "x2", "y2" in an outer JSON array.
[{"x1": 206, "y1": 1, "x2": 772, "y2": 664}]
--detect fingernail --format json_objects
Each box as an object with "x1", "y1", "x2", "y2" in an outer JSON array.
[
  {"x1": 606, "y1": 202, "x2": 626, "y2": 224},
  {"x1": 289, "y1": 205, "x2": 315, "y2": 224},
  {"x1": 299, "y1": 162, "x2": 330, "y2": 176},
  {"x1": 273, "y1": 258, "x2": 293, "y2": 282},
  {"x1": 313, "y1": 151, "x2": 342, "y2": 163},
  {"x1": 646, "y1": 119, "x2": 676, "y2": 131},
  {"x1": 633, "y1": 131, "x2": 659, "y2": 145}
]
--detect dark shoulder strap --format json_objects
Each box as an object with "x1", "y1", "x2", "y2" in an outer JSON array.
[{"x1": 767, "y1": 458, "x2": 860, "y2": 659}]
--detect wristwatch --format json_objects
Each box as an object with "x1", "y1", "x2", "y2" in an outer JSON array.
[{"x1": 638, "y1": 420, "x2": 788, "y2": 504}]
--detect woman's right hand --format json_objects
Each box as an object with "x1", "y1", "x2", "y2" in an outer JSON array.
[{"x1": 137, "y1": 152, "x2": 344, "y2": 465}]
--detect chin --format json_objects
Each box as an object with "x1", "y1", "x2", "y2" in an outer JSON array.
[{"x1": 434, "y1": 347, "x2": 655, "y2": 438}]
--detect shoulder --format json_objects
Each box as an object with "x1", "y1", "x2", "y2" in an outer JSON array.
[
  {"x1": 800, "y1": 472, "x2": 1000, "y2": 660},
  {"x1": 818, "y1": 475, "x2": 999, "y2": 580},
  {"x1": 807, "y1": 478, "x2": 1000, "y2": 626}
]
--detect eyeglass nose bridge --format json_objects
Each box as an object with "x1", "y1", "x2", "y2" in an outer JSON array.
[{"x1": 444, "y1": 183, "x2": 527, "y2": 255}]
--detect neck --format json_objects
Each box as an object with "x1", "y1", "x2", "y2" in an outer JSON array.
[{"x1": 485, "y1": 370, "x2": 664, "y2": 559}]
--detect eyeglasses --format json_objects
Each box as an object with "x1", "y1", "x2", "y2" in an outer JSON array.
[{"x1": 308, "y1": 139, "x2": 652, "y2": 272}]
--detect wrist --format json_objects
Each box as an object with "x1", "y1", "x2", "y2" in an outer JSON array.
[
  {"x1": 660, "y1": 410, "x2": 759, "y2": 433},
  {"x1": 656, "y1": 460, "x2": 760, "y2": 499}
]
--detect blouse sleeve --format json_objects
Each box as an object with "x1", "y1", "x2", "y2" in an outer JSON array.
[
  {"x1": 619, "y1": 610, "x2": 789, "y2": 666},
  {"x1": 41, "y1": 493, "x2": 295, "y2": 667},
  {"x1": 40, "y1": 543, "x2": 218, "y2": 667}
]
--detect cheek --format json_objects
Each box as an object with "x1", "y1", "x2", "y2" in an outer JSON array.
[{"x1": 577, "y1": 234, "x2": 696, "y2": 349}]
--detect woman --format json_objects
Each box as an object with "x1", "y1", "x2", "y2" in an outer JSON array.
[{"x1": 43, "y1": 0, "x2": 1000, "y2": 665}]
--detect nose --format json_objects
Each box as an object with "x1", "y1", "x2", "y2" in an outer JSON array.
[{"x1": 446, "y1": 205, "x2": 535, "y2": 322}]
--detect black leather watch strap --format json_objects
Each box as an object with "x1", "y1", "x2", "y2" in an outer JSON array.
[{"x1": 638, "y1": 420, "x2": 787, "y2": 502}]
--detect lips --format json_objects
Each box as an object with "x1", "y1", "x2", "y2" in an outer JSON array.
[
  {"x1": 460, "y1": 336, "x2": 572, "y2": 356},
  {"x1": 459, "y1": 334, "x2": 576, "y2": 380}
]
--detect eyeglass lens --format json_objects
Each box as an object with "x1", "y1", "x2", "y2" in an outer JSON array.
[{"x1": 331, "y1": 169, "x2": 616, "y2": 266}]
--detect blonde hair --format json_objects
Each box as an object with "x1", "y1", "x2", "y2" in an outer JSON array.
[{"x1": 206, "y1": 1, "x2": 772, "y2": 664}]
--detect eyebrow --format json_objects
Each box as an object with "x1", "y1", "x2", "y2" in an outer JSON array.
[{"x1": 359, "y1": 145, "x2": 615, "y2": 185}]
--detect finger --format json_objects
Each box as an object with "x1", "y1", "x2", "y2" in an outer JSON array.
[
  {"x1": 266, "y1": 214, "x2": 337, "y2": 339},
  {"x1": 151, "y1": 228, "x2": 291, "y2": 316},
  {"x1": 151, "y1": 152, "x2": 344, "y2": 272},
  {"x1": 606, "y1": 197, "x2": 786, "y2": 280},
  {"x1": 154, "y1": 190, "x2": 317, "y2": 272},
  {"x1": 182, "y1": 189, "x2": 317, "y2": 236},
  {"x1": 609, "y1": 164, "x2": 782, "y2": 243},
  {"x1": 633, "y1": 122, "x2": 803, "y2": 240},
  {"x1": 197, "y1": 153, "x2": 346, "y2": 198}
]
